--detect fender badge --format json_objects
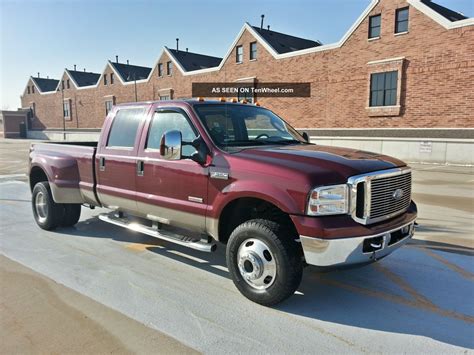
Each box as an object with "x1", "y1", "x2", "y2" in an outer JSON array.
[{"x1": 210, "y1": 171, "x2": 229, "y2": 180}]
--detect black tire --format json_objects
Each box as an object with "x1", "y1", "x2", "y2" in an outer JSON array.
[
  {"x1": 60, "y1": 204, "x2": 81, "y2": 227},
  {"x1": 226, "y1": 219, "x2": 303, "y2": 306},
  {"x1": 31, "y1": 182, "x2": 63, "y2": 231}
]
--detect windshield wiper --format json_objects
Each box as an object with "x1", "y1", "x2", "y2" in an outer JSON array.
[{"x1": 267, "y1": 139, "x2": 307, "y2": 145}]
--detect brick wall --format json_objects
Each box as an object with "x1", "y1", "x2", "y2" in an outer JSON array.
[{"x1": 20, "y1": 0, "x2": 474, "y2": 131}]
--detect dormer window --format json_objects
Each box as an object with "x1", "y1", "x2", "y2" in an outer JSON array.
[
  {"x1": 369, "y1": 14, "x2": 381, "y2": 39},
  {"x1": 236, "y1": 45, "x2": 243, "y2": 63}
]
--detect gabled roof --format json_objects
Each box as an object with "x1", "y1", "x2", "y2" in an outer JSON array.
[
  {"x1": 251, "y1": 26, "x2": 321, "y2": 54},
  {"x1": 420, "y1": 0, "x2": 468, "y2": 22},
  {"x1": 67, "y1": 69, "x2": 101, "y2": 87},
  {"x1": 167, "y1": 48, "x2": 222, "y2": 71},
  {"x1": 31, "y1": 77, "x2": 59, "y2": 92},
  {"x1": 109, "y1": 61, "x2": 152, "y2": 82}
]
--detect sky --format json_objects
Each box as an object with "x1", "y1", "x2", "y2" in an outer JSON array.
[{"x1": 1, "y1": 0, "x2": 472, "y2": 110}]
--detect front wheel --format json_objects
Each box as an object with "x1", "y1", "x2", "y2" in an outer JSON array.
[{"x1": 226, "y1": 219, "x2": 303, "y2": 306}]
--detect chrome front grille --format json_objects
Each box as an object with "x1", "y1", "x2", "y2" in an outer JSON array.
[
  {"x1": 348, "y1": 167, "x2": 412, "y2": 225},
  {"x1": 370, "y1": 172, "x2": 411, "y2": 220}
]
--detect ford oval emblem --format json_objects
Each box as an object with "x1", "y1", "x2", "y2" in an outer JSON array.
[{"x1": 392, "y1": 188, "x2": 404, "y2": 201}]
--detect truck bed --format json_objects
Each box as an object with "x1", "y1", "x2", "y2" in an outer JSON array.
[{"x1": 29, "y1": 142, "x2": 100, "y2": 206}]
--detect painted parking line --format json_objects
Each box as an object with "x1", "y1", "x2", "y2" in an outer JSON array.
[
  {"x1": 421, "y1": 248, "x2": 474, "y2": 282},
  {"x1": 317, "y1": 269, "x2": 474, "y2": 324},
  {"x1": 0, "y1": 173, "x2": 27, "y2": 180}
]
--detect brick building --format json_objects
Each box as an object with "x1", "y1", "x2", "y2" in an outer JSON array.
[{"x1": 18, "y1": 0, "x2": 474, "y2": 164}]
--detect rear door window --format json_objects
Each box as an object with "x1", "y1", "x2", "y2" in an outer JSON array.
[{"x1": 107, "y1": 108, "x2": 144, "y2": 148}]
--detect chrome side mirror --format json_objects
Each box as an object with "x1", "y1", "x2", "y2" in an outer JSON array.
[{"x1": 160, "y1": 130, "x2": 182, "y2": 160}]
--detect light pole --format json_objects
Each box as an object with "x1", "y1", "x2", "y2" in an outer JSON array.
[
  {"x1": 60, "y1": 83, "x2": 66, "y2": 141},
  {"x1": 134, "y1": 73, "x2": 138, "y2": 102}
]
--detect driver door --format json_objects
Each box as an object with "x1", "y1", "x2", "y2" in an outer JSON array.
[{"x1": 135, "y1": 107, "x2": 209, "y2": 232}]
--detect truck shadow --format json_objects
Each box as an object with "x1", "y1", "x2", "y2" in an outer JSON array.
[{"x1": 63, "y1": 215, "x2": 474, "y2": 349}]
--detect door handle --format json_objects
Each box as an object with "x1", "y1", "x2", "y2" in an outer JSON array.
[
  {"x1": 99, "y1": 157, "x2": 106, "y2": 171},
  {"x1": 137, "y1": 160, "x2": 144, "y2": 176}
]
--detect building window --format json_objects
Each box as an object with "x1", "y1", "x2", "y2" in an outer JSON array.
[
  {"x1": 160, "y1": 95, "x2": 170, "y2": 100},
  {"x1": 110, "y1": 73, "x2": 114, "y2": 84},
  {"x1": 104, "y1": 75, "x2": 108, "y2": 85},
  {"x1": 370, "y1": 71, "x2": 398, "y2": 107},
  {"x1": 63, "y1": 100, "x2": 71, "y2": 120},
  {"x1": 166, "y1": 61, "x2": 172, "y2": 75},
  {"x1": 32, "y1": 86, "x2": 35, "y2": 94},
  {"x1": 105, "y1": 99, "x2": 114, "y2": 115},
  {"x1": 369, "y1": 14, "x2": 381, "y2": 39},
  {"x1": 236, "y1": 45, "x2": 243, "y2": 63},
  {"x1": 61, "y1": 80, "x2": 65, "y2": 90},
  {"x1": 250, "y1": 42, "x2": 257, "y2": 60},
  {"x1": 27, "y1": 86, "x2": 30, "y2": 94},
  {"x1": 237, "y1": 86, "x2": 254, "y2": 103},
  {"x1": 67, "y1": 79, "x2": 70, "y2": 89},
  {"x1": 395, "y1": 7, "x2": 409, "y2": 33},
  {"x1": 158, "y1": 63, "x2": 163, "y2": 77}
]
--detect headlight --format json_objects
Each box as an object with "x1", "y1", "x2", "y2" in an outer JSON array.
[{"x1": 307, "y1": 184, "x2": 349, "y2": 216}]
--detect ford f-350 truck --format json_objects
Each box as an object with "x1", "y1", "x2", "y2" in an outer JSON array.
[{"x1": 29, "y1": 100, "x2": 417, "y2": 305}]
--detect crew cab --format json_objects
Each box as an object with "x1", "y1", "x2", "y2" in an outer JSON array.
[{"x1": 29, "y1": 100, "x2": 417, "y2": 305}]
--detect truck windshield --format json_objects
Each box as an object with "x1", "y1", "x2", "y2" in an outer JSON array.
[{"x1": 194, "y1": 104, "x2": 307, "y2": 149}]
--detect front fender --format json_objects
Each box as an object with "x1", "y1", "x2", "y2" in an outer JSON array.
[{"x1": 210, "y1": 179, "x2": 303, "y2": 219}]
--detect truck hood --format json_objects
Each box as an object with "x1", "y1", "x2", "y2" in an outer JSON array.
[{"x1": 234, "y1": 144, "x2": 406, "y2": 183}]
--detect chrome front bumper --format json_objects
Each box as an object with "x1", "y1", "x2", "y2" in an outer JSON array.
[{"x1": 300, "y1": 219, "x2": 416, "y2": 267}]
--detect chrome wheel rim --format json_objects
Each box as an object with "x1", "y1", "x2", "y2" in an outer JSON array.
[
  {"x1": 237, "y1": 238, "x2": 276, "y2": 290},
  {"x1": 35, "y1": 191, "x2": 48, "y2": 223}
]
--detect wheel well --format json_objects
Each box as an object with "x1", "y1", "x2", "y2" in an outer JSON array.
[
  {"x1": 218, "y1": 197, "x2": 298, "y2": 244},
  {"x1": 29, "y1": 167, "x2": 48, "y2": 191}
]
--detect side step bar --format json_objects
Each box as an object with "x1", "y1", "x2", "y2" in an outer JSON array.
[{"x1": 98, "y1": 213, "x2": 217, "y2": 252}]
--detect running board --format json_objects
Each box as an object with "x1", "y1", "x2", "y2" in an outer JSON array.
[{"x1": 98, "y1": 213, "x2": 217, "y2": 252}]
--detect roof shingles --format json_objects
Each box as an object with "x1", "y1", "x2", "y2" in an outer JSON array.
[
  {"x1": 31, "y1": 77, "x2": 59, "y2": 92},
  {"x1": 167, "y1": 48, "x2": 222, "y2": 71},
  {"x1": 67, "y1": 70, "x2": 101, "y2": 87},
  {"x1": 251, "y1": 26, "x2": 321, "y2": 54},
  {"x1": 421, "y1": 0, "x2": 468, "y2": 22},
  {"x1": 109, "y1": 62, "x2": 152, "y2": 82}
]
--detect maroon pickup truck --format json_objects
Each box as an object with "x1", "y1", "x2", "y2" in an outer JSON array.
[{"x1": 29, "y1": 100, "x2": 417, "y2": 305}]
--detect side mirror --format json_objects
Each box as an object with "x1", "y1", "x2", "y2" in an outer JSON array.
[
  {"x1": 302, "y1": 131, "x2": 310, "y2": 143},
  {"x1": 160, "y1": 130, "x2": 182, "y2": 160},
  {"x1": 189, "y1": 135, "x2": 209, "y2": 165}
]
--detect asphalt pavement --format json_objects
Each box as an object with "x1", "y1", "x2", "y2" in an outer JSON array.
[{"x1": 0, "y1": 138, "x2": 473, "y2": 353}]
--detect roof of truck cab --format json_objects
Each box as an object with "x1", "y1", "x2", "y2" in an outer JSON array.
[{"x1": 115, "y1": 99, "x2": 256, "y2": 107}]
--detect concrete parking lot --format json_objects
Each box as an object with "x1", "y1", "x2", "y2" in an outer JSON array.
[{"x1": 1, "y1": 138, "x2": 473, "y2": 353}]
